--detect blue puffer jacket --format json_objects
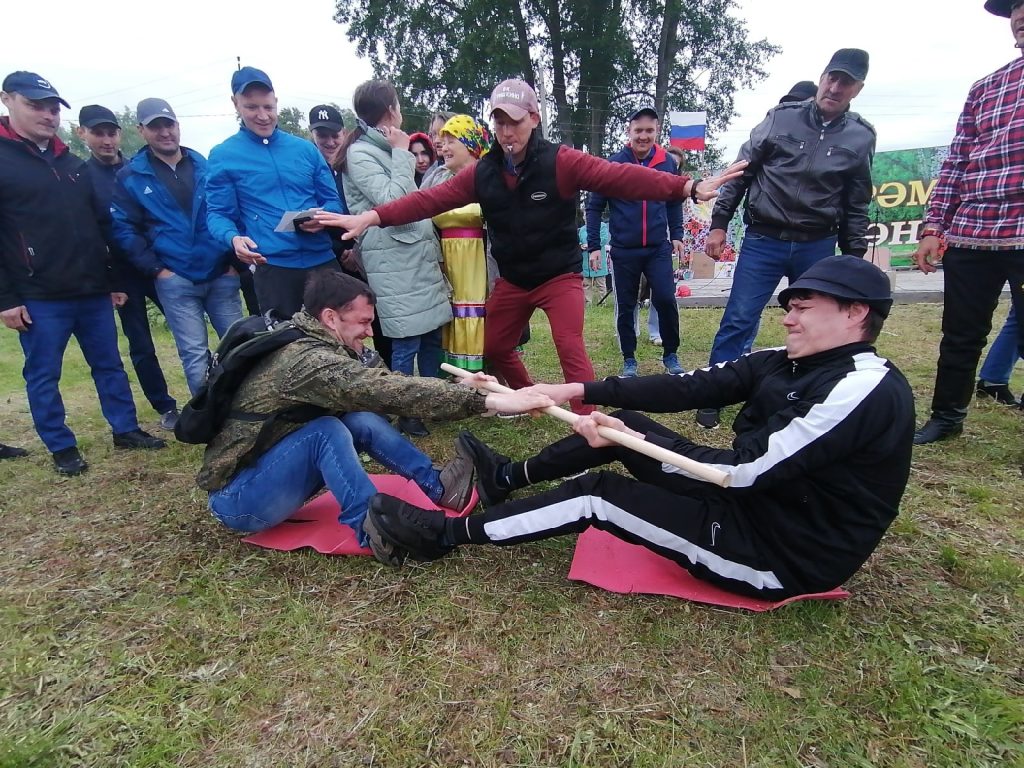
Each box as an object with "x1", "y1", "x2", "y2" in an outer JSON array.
[
  {"x1": 585, "y1": 144, "x2": 685, "y2": 252},
  {"x1": 205, "y1": 126, "x2": 344, "y2": 269},
  {"x1": 111, "y1": 148, "x2": 231, "y2": 283}
]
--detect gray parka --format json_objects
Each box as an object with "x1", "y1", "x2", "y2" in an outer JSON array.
[{"x1": 342, "y1": 129, "x2": 451, "y2": 338}]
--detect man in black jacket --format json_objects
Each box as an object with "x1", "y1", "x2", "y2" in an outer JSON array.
[
  {"x1": 697, "y1": 49, "x2": 876, "y2": 430},
  {"x1": 0, "y1": 71, "x2": 165, "y2": 475},
  {"x1": 76, "y1": 104, "x2": 179, "y2": 430},
  {"x1": 364, "y1": 256, "x2": 913, "y2": 600}
]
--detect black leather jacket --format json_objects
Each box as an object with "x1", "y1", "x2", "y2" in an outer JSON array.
[{"x1": 711, "y1": 100, "x2": 876, "y2": 256}]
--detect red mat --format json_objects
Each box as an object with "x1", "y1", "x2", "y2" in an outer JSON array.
[
  {"x1": 241, "y1": 473, "x2": 478, "y2": 556},
  {"x1": 568, "y1": 528, "x2": 849, "y2": 611}
]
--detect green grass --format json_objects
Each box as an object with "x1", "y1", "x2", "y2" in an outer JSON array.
[{"x1": 1, "y1": 302, "x2": 1022, "y2": 767}]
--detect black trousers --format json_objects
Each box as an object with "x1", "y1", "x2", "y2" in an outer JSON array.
[
  {"x1": 932, "y1": 248, "x2": 1024, "y2": 416},
  {"x1": 253, "y1": 260, "x2": 344, "y2": 320},
  {"x1": 469, "y1": 411, "x2": 796, "y2": 598}
]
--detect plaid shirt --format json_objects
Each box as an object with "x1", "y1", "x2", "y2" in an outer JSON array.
[{"x1": 927, "y1": 57, "x2": 1024, "y2": 250}]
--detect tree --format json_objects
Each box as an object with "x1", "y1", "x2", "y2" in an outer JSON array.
[
  {"x1": 332, "y1": 0, "x2": 778, "y2": 153},
  {"x1": 60, "y1": 107, "x2": 147, "y2": 161}
]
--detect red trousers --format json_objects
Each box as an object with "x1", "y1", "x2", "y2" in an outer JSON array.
[{"x1": 484, "y1": 272, "x2": 596, "y2": 414}]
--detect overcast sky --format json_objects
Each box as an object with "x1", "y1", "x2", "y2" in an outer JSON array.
[{"x1": 2, "y1": 0, "x2": 1017, "y2": 161}]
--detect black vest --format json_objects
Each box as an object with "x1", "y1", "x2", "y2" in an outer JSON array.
[{"x1": 474, "y1": 135, "x2": 580, "y2": 290}]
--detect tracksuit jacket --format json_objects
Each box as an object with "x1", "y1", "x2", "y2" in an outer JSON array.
[
  {"x1": 585, "y1": 144, "x2": 684, "y2": 252},
  {"x1": 205, "y1": 126, "x2": 344, "y2": 269},
  {"x1": 110, "y1": 147, "x2": 231, "y2": 283},
  {"x1": 583, "y1": 341, "x2": 914, "y2": 593},
  {"x1": 0, "y1": 117, "x2": 112, "y2": 311}
]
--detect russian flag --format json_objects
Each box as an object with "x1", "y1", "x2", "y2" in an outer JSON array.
[{"x1": 669, "y1": 111, "x2": 707, "y2": 151}]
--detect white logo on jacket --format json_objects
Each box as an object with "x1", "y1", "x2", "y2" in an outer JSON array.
[{"x1": 530, "y1": 191, "x2": 547, "y2": 202}]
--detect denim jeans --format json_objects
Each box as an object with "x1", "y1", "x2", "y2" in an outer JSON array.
[
  {"x1": 207, "y1": 414, "x2": 445, "y2": 543},
  {"x1": 390, "y1": 327, "x2": 443, "y2": 378},
  {"x1": 155, "y1": 271, "x2": 244, "y2": 394},
  {"x1": 978, "y1": 302, "x2": 1020, "y2": 385},
  {"x1": 19, "y1": 295, "x2": 139, "y2": 452},
  {"x1": 116, "y1": 271, "x2": 176, "y2": 415},
  {"x1": 709, "y1": 233, "x2": 837, "y2": 365}
]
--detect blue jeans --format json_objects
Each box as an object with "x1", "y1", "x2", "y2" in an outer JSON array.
[
  {"x1": 710, "y1": 233, "x2": 837, "y2": 365},
  {"x1": 154, "y1": 272, "x2": 243, "y2": 395},
  {"x1": 207, "y1": 413, "x2": 445, "y2": 543},
  {"x1": 611, "y1": 242, "x2": 679, "y2": 357},
  {"x1": 116, "y1": 271, "x2": 176, "y2": 415},
  {"x1": 18, "y1": 295, "x2": 139, "y2": 452},
  {"x1": 390, "y1": 327, "x2": 443, "y2": 377},
  {"x1": 979, "y1": 302, "x2": 1021, "y2": 385}
]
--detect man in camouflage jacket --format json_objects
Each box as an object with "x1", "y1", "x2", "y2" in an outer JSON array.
[{"x1": 199, "y1": 270, "x2": 551, "y2": 558}]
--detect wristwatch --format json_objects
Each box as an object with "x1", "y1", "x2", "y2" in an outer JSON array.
[
  {"x1": 690, "y1": 178, "x2": 702, "y2": 203},
  {"x1": 919, "y1": 223, "x2": 943, "y2": 238}
]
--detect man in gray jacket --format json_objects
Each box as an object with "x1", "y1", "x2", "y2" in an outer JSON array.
[{"x1": 696, "y1": 48, "x2": 876, "y2": 430}]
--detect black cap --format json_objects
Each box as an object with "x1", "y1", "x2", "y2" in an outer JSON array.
[
  {"x1": 779, "y1": 81, "x2": 818, "y2": 104},
  {"x1": 2, "y1": 71, "x2": 69, "y2": 107},
  {"x1": 309, "y1": 104, "x2": 344, "y2": 131},
  {"x1": 985, "y1": 0, "x2": 1018, "y2": 17},
  {"x1": 628, "y1": 106, "x2": 659, "y2": 122},
  {"x1": 823, "y1": 48, "x2": 869, "y2": 81},
  {"x1": 778, "y1": 255, "x2": 893, "y2": 318},
  {"x1": 79, "y1": 104, "x2": 120, "y2": 129}
]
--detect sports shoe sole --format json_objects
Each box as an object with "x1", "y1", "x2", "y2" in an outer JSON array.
[{"x1": 361, "y1": 512, "x2": 406, "y2": 567}]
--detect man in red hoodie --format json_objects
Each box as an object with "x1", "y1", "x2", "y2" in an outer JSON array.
[
  {"x1": 317, "y1": 79, "x2": 744, "y2": 414},
  {"x1": 0, "y1": 71, "x2": 165, "y2": 475}
]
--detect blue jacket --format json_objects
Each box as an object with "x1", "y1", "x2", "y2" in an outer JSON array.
[
  {"x1": 585, "y1": 144, "x2": 684, "y2": 252},
  {"x1": 205, "y1": 127, "x2": 344, "y2": 269},
  {"x1": 111, "y1": 148, "x2": 231, "y2": 283}
]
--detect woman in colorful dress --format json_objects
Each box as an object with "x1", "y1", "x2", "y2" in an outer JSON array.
[{"x1": 431, "y1": 115, "x2": 491, "y2": 373}]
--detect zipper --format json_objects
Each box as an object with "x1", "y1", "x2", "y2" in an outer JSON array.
[{"x1": 18, "y1": 233, "x2": 34, "y2": 276}]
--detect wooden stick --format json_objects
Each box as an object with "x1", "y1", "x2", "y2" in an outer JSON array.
[{"x1": 443, "y1": 363, "x2": 731, "y2": 488}]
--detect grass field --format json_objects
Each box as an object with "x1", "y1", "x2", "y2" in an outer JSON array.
[{"x1": 1, "y1": 301, "x2": 1022, "y2": 768}]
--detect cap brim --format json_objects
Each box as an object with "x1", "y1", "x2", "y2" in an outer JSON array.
[
  {"x1": 826, "y1": 66, "x2": 866, "y2": 81},
  {"x1": 629, "y1": 109, "x2": 659, "y2": 121},
  {"x1": 139, "y1": 115, "x2": 177, "y2": 126},
  {"x1": 234, "y1": 80, "x2": 273, "y2": 95},
  {"x1": 309, "y1": 121, "x2": 343, "y2": 131},
  {"x1": 82, "y1": 119, "x2": 120, "y2": 129},
  {"x1": 490, "y1": 104, "x2": 529, "y2": 121},
  {"x1": 16, "y1": 89, "x2": 70, "y2": 108},
  {"x1": 778, "y1": 278, "x2": 892, "y2": 317}
]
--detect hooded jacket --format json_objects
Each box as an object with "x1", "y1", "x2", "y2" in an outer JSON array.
[
  {"x1": 342, "y1": 128, "x2": 452, "y2": 338},
  {"x1": 111, "y1": 147, "x2": 231, "y2": 283},
  {"x1": 0, "y1": 117, "x2": 112, "y2": 311},
  {"x1": 711, "y1": 100, "x2": 876, "y2": 256},
  {"x1": 205, "y1": 126, "x2": 343, "y2": 269},
  {"x1": 585, "y1": 144, "x2": 684, "y2": 252}
]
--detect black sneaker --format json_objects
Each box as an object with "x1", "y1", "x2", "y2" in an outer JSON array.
[
  {"x1": 366, "y1": 493, "x2": 454, "y2": 562},
  {"x1": 457, "y1": 431, "x2": 512, "y2": 507},
  {"x1": 0, "y1": 443, "x2": 28, "y2": 460},
  {"x1": 112, "y1": 429, "x2": 167, "y2": 450},
  {"x1": 52, "y1": 446, "x2": 88, "y2": 476},
  {"x1": 695, "y1": 408, "x2": 721, "y2": 430},
  {"x1": 976, "y1": 380, "x2": 1019, "y2": 406},
  {"x1": 397, "y1": 416, "x2": 430, "y2": 437}
]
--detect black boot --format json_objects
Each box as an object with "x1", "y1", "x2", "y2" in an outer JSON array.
[
  {"x1": 913, "y1": 412, "x2": 965, "y2": 445},
  {"x1": 397, "y1": 416, "x2": 430, "y2": 437}
]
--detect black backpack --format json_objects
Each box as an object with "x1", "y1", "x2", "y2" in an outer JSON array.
[{"x1": 174, "y1": 315, "x2": 325, "y2": 445}]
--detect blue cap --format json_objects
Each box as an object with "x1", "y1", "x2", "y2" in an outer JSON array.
[
  {"x1": 2, "y1": 71, "x2": 70, "y2": 108},
  {"x1": 231, "y1": 66, "x2": 274, "y2": 95}
]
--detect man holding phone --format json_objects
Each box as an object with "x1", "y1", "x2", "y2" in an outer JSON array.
[{"x1": 206, "y1": 67, "x2": 346, "y2": 319}]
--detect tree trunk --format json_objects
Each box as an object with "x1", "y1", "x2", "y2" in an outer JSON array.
[
  {"x1": 654, "y1": 0, "x2": 682, "y2": 122},
  {"x1": 509, "y1": 3, "x2": 536, "y2": 87}
]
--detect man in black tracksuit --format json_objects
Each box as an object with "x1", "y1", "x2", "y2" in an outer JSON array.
[{"x1": 365, "y1": 256, "x2": 914, "y2": 599}]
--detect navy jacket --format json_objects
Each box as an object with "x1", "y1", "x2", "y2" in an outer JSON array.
[
  {"x1": 0, "y1": 118, "x2": 112, "y2": 310},
  {"x1": 585, "y1": 144, "x2": 684, "y2": 252},
  {"x1": 111, "y1": 147, "x2": 231, "y2": 283}
]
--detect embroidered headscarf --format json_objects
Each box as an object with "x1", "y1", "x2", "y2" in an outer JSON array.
[{"x1": 440, "y1": 114, "x2": 492, "y2": 159}]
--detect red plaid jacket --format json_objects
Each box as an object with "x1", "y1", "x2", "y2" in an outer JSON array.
[{"x1": 927, "y1": 57, "x2": 1024, "y2": 250}]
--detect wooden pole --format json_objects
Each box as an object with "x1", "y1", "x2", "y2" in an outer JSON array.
[{"x1": 442, "y1": 364, "x2": 731, "y2": 488}]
